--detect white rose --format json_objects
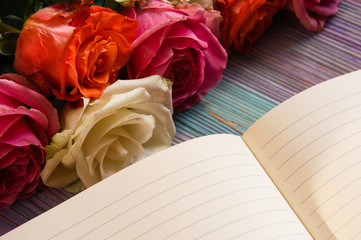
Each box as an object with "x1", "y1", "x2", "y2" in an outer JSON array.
[{"x1": 41, "y1": 75, "x2": 176, "y2": 191}]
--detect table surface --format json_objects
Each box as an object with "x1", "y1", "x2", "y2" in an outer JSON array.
[{"x1": 1, "y1": 0, "x2": 360, "y2": 236}]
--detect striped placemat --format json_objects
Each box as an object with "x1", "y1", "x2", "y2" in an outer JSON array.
[
  {"x1": 1, "y1": 0, "x2": 360, "y2": 235},
  {"x1": 173, "y1": 0, "x2": 361, "y2": 143}
]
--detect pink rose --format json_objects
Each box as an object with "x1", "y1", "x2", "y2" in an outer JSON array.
[
  {"x1": 284, "y1": 0, "x2": 342, "y2": 31},
  {"x1": 0, "y1": 74, "x2": 59, "y2": 208},
  {"x1": 122, "y1": 1, "x2": 227, "y2": 112}
]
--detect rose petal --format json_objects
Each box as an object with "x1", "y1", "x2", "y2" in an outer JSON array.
[
  {"x1": 305, "y1": 1, "x2": 339, "y2": 15},
  {"x1": 14, "y1": 5, "x2": 75, "y2": 92},
  {"x1": 3, "y1": 157, "x2": 28, "y2": 180},
  {"x1": 0, "y1": 107, "x2": 49, "y2": 146},
  {"x1": 41, "y1": 148, "x2": 79, "y2": 188},
  {"x1": 84, "y1": 88, "x2": 153, "y2": 121},
  {"x1": 129, "y1": 102, "x2": 175, "y2": 140},
  {"x1": 133, "y1": 7, "x2": 186, "y2": 37},
  {"x1": 15, "y1": 4, "x2": 137, "y2": 101},
  {"x1": 0, "y1": 79, "x2": 59, "y2": 139},
  {"x1": 0, "y1": 145, "x2": 45, "y2": 208},
  {"x1": 99, "y1": 136, "x2": 143, "y2": 177},
  {"x1": 84, "y1": 134, "x2": 119, "y2": 176},
  {"x1": 293, "y1": 0, "x2": 320, "y2": 31},
  {"x1": 45, "y1": 130, "x2": 73, "y2": 158},
  {"x1": 42, "y1": 76, "x2": 174, "y2": 191},
  {"x1": 0, "y1": 192, "x2": 19, "y2": 209},
  {"x1": 90, "y1": 10, "x2": 138, "y2": 45},
  {"x1": 0, "y1": 113, "x2": 21, "y2": 138},
  {"x1": 129, "y1": 26, "x2": 172, "y2": 78},
  {"x1": 0, "y1": 90, "x2": 23, "y2": 110},
  {"x1": 0, "y1": 145, "x2": 26, "y2": 168},
  {"x1": 82, "y1": 109, "x2": 155, "y2": 157},
  {"x1": 186, "y1": 20, "x2": 227, "y2": 90},
  {"x1": 76, "y1": 150, "x2": 100, "y2": 188},
  {"x1": 166, "y1": 22, "x2": 208, "y2": 49},
  {"x1": 0, "y1": 115, "x2": 41, "y2": 147},
  {"x1": 105, "y1": 76, "x2": 173, "y2": 111},
  {"x1": 140, "y1": 47, "x2": 173, "y2": 78},
  {"x1": 0, "y1": 74, "x2": 39, "y2": 92}
]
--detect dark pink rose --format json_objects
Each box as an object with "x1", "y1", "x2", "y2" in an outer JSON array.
[
  {"x1": 0, "y1": 74, "x2": 59, "y2": 208},
  {"x1": 284, "y1": 0, "x2": 342, "y2": 31},
  {"x1": 122, "y1": 1, "x2": 227, "y2": 112}
]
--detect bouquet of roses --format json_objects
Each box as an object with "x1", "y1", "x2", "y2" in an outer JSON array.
[{"x1": 0, "y1": 0, "x2": 342, "y2": 208}]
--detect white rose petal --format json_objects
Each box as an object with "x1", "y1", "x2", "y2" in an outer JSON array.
[{"x1": 41, "y1": 75, "x2": 176, "y2": 191}]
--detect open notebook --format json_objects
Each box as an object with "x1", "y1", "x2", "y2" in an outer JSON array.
[{"x1": 3, "y1": 70, "x2": 361, "y2": 240}]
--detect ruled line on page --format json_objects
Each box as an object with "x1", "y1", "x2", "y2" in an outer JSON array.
[
  {"x1": 78, "y1": 169, "x2": 264, "y2": 240},
  {"x1": 276, "y1": 117, "x2": 361, "y2": 173},
  {"x1": 294, "y1": 144, "x2": 361, "y2": 194},
  {"x1": 194, "y1": 211, "x2": 293, "y2": 240},
  {"x1": 260, "y1": 90, "x2": 361, "y2": 150},
  {"x1": 123, "y1": 185, "x2": 271, "y2": 240},
  {"x1": 48, "y1": 152, "x2": 247, "y2": 240},
  {"x1": 128, "y1": 186, "x2": 270, "y2": 239},
  {"x1": 350, "y1": 229, "x2": 361, "y2": 240},
  {"x1": 162, "y1": 204, "x2": 284, "y2": 240},
  {"x1": 268, "y1": 233, "x2": 311, "y2": 240},
  {"x1": 326, "y1": 212, "x2": 361, "y2": 240},
  {"x1": 282, "y1": 129, "x2": 361, "y2": 182},
  {"x1": 227, "y1": 221, "x2": 300, "y2": 240},
  {"x1": 308, "y1": 175, "x2": 361, "y2": 217},
  {"x1": 113, "y1": 187, "x2": 274, "y2": 240},
  {"x1": 49, "y1": 152, "x2": 248, "y2": 240},
  {"x1": 317, "y1": 192, "x2": 361, "y2": 228},
  {"x1": 267, "y1": 103, "x2": 361, "y2": 161},
  {"x1": 309, "y1": 173, "x2": 361, "y2": 216}
]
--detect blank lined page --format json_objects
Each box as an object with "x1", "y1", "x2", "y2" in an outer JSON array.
[
  {"x1": 243, "y1": 70, "x2": 361, "y2": 240},
  {"x1": 2, "y1": 134, "x2": 311, "y2": 240}
]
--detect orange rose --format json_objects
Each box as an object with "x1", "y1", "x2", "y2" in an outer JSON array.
[
  {"x1": 14, "y1": 3, "x2": 138, "y2": 101},
  {"x1": 215, "y1": 0, "x2": 285, "y2": 53}
]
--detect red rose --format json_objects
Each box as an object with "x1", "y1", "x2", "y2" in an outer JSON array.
[
  {"x1": 214, "y1": 0, "x2": 286, "y2": 53},
  {"x1": 0, "y1": 74, "x2": 59, "y2": 208},
  {"x1": 14, "y1": 3, "x2": 138, "y2": 101}
]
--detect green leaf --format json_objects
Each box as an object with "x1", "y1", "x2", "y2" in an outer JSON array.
[
  {"x1": 0, "y1": 19, "x2": 21, "y2": 33},
  {"x1": 3, "y1": 15, "x2": 24, "y2": 23},
  {"x1": 104, "y1": 0, "x2": 121, "y2": 10},
  {"x1": 43, "y1": 0, "x2": 69, "y2": 5},
  {"x1": 0, "y1": 0, "x2": 28, "y2": 25},
  {"x1": 0, "y1": 32, "x2": 20, "y2": 56},
  {"x1": 93, "y1": 0, "x2": 104, "y2": 6}
]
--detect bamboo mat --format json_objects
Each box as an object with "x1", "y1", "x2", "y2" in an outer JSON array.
[{"x1": 1, "y1": 0, "x2": 360, "y2": 235}]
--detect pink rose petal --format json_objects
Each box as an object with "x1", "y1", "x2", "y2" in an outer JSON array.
[
  {"x1": 128, "y1": 27, "x2": 172, "y2": 78},
  {"x1": 0, "y1": 78, "x2": 59, "y2": 139},
  {"x1": 286, "y1": 0, "x2": 342, "y2": 32},
  {"x1": 123, "y1": 2, "x2": 227, "y2": 112},
  {"x1": 0, "y1": 115, "x2": 41, "y2": 146},
  {"x1": 0, "y1": 74, "x2": 55, "y2": 208},
  {"x1": 0, "y1": 74, "x2": 39, "y2": 92}
]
